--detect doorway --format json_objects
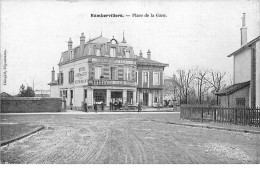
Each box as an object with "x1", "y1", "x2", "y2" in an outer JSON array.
[
  {"x1": 111, "y1": 91, "x2": 122, "y2": 102},
  {"x1": 143, "y1": 90, "x2": 149, "y2": 106}
]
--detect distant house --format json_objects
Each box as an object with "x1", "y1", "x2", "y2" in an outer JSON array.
[
  {"x1": 35, "y1": 89, "x2": 50, "y2": 97},
  {"x1": 0, "y1": 92, "x2": 12, "y2": 98},
  {"x1": 163, "y1": 76, "x2": 181, "y2": 102},
  {"x1": 216, "y1": 13, "x2": 260, "y2": 108}
]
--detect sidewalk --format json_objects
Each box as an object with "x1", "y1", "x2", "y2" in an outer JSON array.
[{"x1": 150, "y1": 116, "x2": 260, "y2": 135}]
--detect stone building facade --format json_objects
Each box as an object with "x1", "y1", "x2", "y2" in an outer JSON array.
[{"x1": 49, "y1": 32, "x2": 168, "y2": 110}]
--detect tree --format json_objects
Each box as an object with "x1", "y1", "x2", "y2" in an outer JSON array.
[
  {"x1": 205, "y1": 70, "x2": 226, "y2": 105},
  {"x1": 18, "y1": 84, "x2": 35, "y2": 97},
  {"x1": 195, "y1": 69, "x2": 210, "y2": 104},
  {"x1": 175, "y1": 69, "x2": 196, "y2": 104}
]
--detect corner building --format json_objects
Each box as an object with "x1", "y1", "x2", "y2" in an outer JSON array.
[{"x1": 49, "y1": 33, "x2": 168, "y2": 110}]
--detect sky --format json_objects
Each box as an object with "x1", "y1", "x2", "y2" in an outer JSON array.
[{"x1": 0, "y1": 0, "x2": 259, "y2": 95}]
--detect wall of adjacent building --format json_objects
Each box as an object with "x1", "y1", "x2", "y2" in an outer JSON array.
[
  {"x1": 256, "y1": 40, "x2": 260, "y2": 107},
  {"x1": 234, "y1": 48, "x2": 251, "y2": 84}
]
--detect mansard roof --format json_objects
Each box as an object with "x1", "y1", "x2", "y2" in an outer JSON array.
[{"x1": 59, "y1": 35, "x2": 134, "y2": 65}]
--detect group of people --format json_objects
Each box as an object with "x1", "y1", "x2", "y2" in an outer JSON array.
[
  {"x1": 83, "y1": 102, "x2": 105, "y2": 112},
  {"x1": 109, "y1": 100, "x2": 123, "y2": 111},
  {"x1": 82, "y1": 100, "x2": 143, "y2": 112}
]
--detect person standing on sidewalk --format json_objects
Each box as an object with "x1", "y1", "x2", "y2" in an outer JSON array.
[
  {"x1": 109, "y1": 101, "x2": 112, "y2": 111},
  {"x1": 138, "y1": 102, "x2": 142, "y2": 113},
  {"x1": 94, "y1": 102, "x2": 98, "y2": 113},
  {"x1": 101, "y1": 102, "x2": 104, "y2": 112},
  {"x1": 83, "y1": 102, "x2": 88, "y2": 112}
]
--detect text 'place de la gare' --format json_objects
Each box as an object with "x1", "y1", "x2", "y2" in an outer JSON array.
[{"x1": 48, "y1": 33, "x2": 168, "y2": 110}]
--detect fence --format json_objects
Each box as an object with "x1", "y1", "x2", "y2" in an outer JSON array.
[{"x1": 180, "y1": 105, "x2": 260, "y2": 127}]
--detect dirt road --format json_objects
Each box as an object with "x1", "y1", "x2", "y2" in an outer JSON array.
[{"x1": 1, "y1": 114, "x2": 259, "y2": 164}]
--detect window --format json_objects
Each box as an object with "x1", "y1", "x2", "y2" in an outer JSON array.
[
  {"x1": 143, "y1": 72, "x2": 148, "y2": 83},
  {"x1": 124, "y1": 68, "x2": 131, "y2": 81},
  {"x1": 153, "y1": 72, "x2": 160, "y2": 85},
  {"x1": 93, "y1": 89, "x2": 106, "y2": 104},
  {"x1": 70, "y1": 50, "x2": 73, "y2": 60},
  {"x1": 96, "y1": 48, "x2": 101, "y2": 56},
  {"x1": 236, "y1": 98, "x2": 245, "y2": 106},
  {"x1": 59, "y1": 72, "x2": 64, "y2": 84},
  {"x1": 127, "y1": 91, "x2": 133, "y2": 104},
  {"x1": 84, "y1": 89, "x2": 87, "y2": 99},
  {"x1": 95, "y1": 66, "x2": 102, "y2": 79},
  {"x1": 125, "y1": 50, "x2": 130, "y2": 58},
  {"x1": 136, "y1": 71, "x2": 138, "y2": 83},
  {"x1": 63, "y1": 90, "x2": 67, "y2": 98},
  {"x1": 110, "y1": 67, "x2": 117, "y2": 80},
  {"x1": 68, "y1": 69, "x2": 74, "y2": 84},
  {"x1": 110, "y1": 47, "x2": 116, "y2": 57},
  {"x1": 79, "y1": 67, "x2": 85, "y2": 72},
  {"x1": 60, "y1": 91, "x2": 62, "y2": 97}
]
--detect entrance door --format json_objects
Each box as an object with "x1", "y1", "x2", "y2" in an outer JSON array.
[
  {"x1": 70, "y1": 90, "x2": 73, "y2": 107},
  {"x1": 111, "y1": 91, "x2": 122, "y2": 102},
  {"x1": 143, "y1": 90, "x2": 149, "y2": 106}
]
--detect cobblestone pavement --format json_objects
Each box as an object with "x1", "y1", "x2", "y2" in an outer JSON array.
[{"x1": 1, "y1": 113, "x2": 259, "y2": 164}]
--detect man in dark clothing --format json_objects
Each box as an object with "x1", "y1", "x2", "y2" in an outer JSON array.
[
  {"x1": 101, "y1": 102, "x2": 104, "y2": 112},
  {"x1": 109, "y1": 101, "x2": 112, "y2": 111},
  {"x1": 119, "y1": 101, "x2": 122, "y2": 110},
  {"x1": 138, "y1": 102, "x2": 142, "y2": 113},
  {"x1": 94, "y1": 103, "x2": 98, "y2": 113},
  {"x1": 83, "y1": 102, "x2": 88, "y2": 112}
]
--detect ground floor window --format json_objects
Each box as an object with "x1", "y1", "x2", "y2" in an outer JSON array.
[
  {"x1": 154, "y1": 90, "x2": 159, "y2": 103},
  {"x1": 62, "y1": 90, "x2": 67, "y2": 98},
  {"x1": 93, "y1": 89, "x2": 106, "y2": 104},
  {"x1": 60, "y1": 91, "x2": 62, "y2": 97},
  {"x1": 127, "y1": 91, "x2": 133, "y2": 104},
  {"x1": 236, "y1": 98, "x2": 245, "y2": 106}
]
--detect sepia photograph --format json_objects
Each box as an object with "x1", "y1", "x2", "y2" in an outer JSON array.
[{"x1": 0, "y1": 0, "x2": 260, "y2": 166}]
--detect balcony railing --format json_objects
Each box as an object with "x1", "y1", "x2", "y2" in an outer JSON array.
[{"x1": 88, "y1": 79, "x2": 136, "y2": 86}]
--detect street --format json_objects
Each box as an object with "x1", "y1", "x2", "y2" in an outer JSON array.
[{"x1": 1, "y1": 113, "x2": 259, "y2": 164}]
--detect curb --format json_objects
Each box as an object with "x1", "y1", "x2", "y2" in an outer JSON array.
[
  {"x1": 0, "y1": 125, "x2": 45, "y2": 147},
  {"x1": 151, "y1": 120, "x2": 260, "y2": 135}
]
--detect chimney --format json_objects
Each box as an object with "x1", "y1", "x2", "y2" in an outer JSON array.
[
  {"x1": 139, "y1": 50, "x2": 143, "y2": 57},
  {"x1": 147, "y1": 49, "x2": 151, "y2": 60},
  {"x1": 80, "y1": 33, "x2": 85, "y2": 56},
  {"x1": 68, "y1": 38, "x2": 73, "y2": 59},
  {"x1": 51, "y1": 67, "x2": 55, "y2": 82},
  {"x1": 240, "y1": 13, "x2": 247, "y2": 46}
]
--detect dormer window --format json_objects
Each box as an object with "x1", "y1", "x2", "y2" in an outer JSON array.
[
  {"x1": 110, "y1": 47, "x2": 116, "y2": 57},
  {"x1": 125, "y1": 50, "x2": 130, "y2": 58},
  {"x1": 96, "y1": 48, "x2": 101, "y2": 56},
  {"x1": 70, "y1": 50, "x2": 73, "y2": 60}
]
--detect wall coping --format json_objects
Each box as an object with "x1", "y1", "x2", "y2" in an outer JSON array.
[{"x1": 0, "y1": 97, "x2": 62, "y2": 101}]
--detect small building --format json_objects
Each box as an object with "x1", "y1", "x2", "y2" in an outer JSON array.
[
  {"x1": 216, "y1": 13, "x2": 260, "y2": 108},
  {"x1": 0, "y1": 92, "x2": 12, "y2": 98},
  {"x1": 136, "y1": 50, "x2": 168, "y2": 107}
]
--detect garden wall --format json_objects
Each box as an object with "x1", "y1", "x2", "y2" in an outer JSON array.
[{"x1": 0, "y1": 97, "x2": 62, "y2": 113}]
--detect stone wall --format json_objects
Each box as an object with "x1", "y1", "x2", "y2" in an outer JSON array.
[{"x1": 0, "y1": 97, "x2": 62, "y2": 113}]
